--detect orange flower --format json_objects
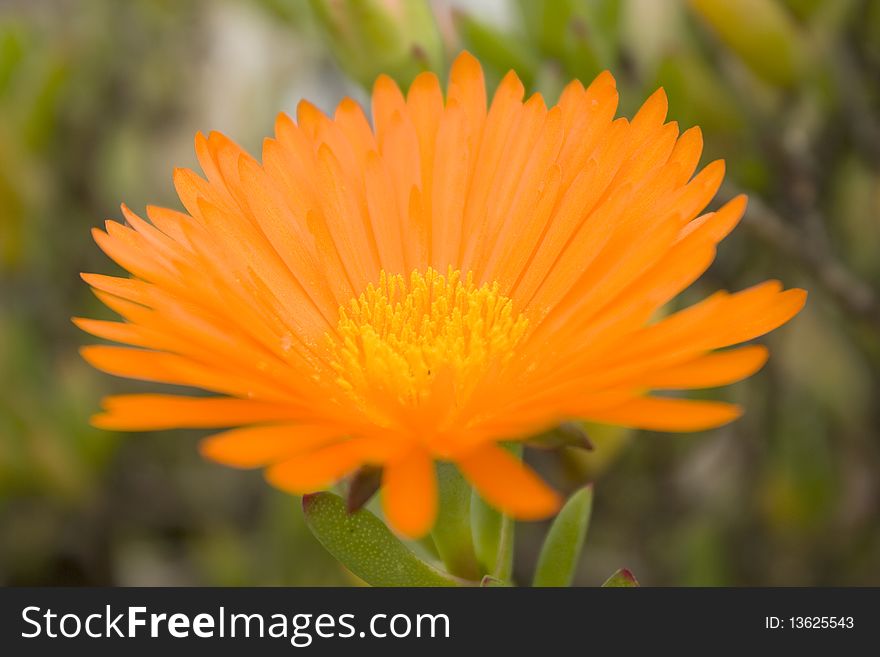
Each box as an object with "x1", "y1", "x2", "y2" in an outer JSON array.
[{"x1": 77, "y1": 52, "x2": 805, "y2": 538}]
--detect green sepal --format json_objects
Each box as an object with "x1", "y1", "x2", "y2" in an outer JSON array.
[
  {"x1": 346, "y1": 465, "x2": 382, "y2": 513},
  {"x1": 470, "y1": 491, "x2": 517, "y2": 580},
  {"x1": 532, "y1": 485, "x2": 593, "y2": 587},
  {"x1": 431, "y1": 462, "x2": 480, "y2": 580},
  {"x1": 471, "y1": 493, "x2": 500, "y2": 575},
  {"x1": 526, "y1": 421, "x2": 594, "y2": 451},
  {"x1": 601, "y1": 568, "x2": 640, "y2": 587},
  {"x1": 302, "y1": 492, "x2": 461, "y2": 587}
]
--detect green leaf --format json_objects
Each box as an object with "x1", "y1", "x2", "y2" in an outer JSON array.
[
  {"x1": 432, "y1": 462, "x2": 480, "y2": 580},
  {"x1": 532, "y1": 485, "x2": 593, "y2": 587},
  {"x1": 601, "y1": 568, "x2": 640, "y2": 587},
  {"x1": 302, "y1": 492, "x2": 461, "y2": 587}
]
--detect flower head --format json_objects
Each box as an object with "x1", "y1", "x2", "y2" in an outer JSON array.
[{"x1": 78, "y1": 52, "x2": 805, "y2": 538}]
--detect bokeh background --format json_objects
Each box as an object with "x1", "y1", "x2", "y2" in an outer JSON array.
[{"x1": 1, "y1": 0, "x2": 878, "y2": 586}]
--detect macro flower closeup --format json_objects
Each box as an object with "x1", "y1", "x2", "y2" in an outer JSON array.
[{"x1": 77, "y1": 51, "x2": 805, "y2": 539}]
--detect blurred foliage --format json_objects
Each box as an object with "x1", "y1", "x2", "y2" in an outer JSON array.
[
  {"x1": 0, "y1": 0, "x2": 878, "y2": 586},
  {"x1": 308, "y1": 0, "x2": 444, "y2": 89}
]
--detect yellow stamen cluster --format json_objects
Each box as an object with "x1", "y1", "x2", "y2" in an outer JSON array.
[{"x1": 329, "y1": 268, "x2": 529, "y2": 411}]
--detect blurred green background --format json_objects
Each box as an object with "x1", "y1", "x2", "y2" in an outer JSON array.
[{"x1": 1, "y1": 0, "x2": 878, "y2": 586}]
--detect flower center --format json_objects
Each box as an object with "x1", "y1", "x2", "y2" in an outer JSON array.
[{"x1": 328, "y1": 268, "x2": 529, "y2": 414}]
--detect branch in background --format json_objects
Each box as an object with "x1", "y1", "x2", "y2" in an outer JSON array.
[{"x1": 721, "y1": 186, "x2": 880, "y2": 327}]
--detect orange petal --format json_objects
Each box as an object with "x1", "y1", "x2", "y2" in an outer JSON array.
[
  {"x1": 93, "y1": 394, "x2": 305, "y2": 431},
  {"x1": 73, "y1": 317, "x2": 151, "y2": 349},
  {"x1": 381, "y1": 447, "x2": 438, "y2": 538},
  {"x1": 447, "y1": 50, "x2": 486, "y2": 136},
  {"x1": 668, "y1": 126, "x2": 704, "y2": 185},
  {"x1": 719, "y1": 287, "x2": 808, "y2": 347},
  {"x1": 457, "y1": 444, "x2": 561, "y2": 520},
  {"x1": 265, "y1": 440, "x2": 376, "y2": 494},
  {"x1": 200, "y1": 424, "x2": 341, "y2": 468},
  {"x1": 586, "y1": 397, "x2": 743, "y2": 432},
  {"x1": 81, "y1": 273, "x2": 153, "y2": 306},
  {"x1": 641, "y1": 345, "x2": 769, "y2": 389},
  {"x1": 79, "y1": 345, "x2": 291, "y2": 401}
]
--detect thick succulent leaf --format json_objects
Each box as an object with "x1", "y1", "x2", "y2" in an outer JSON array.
[
  {"x1": 532, "y1": 485, "x2": 593, "y2": 587},
  {"x1": 302, "y1": 492, "x2": 460, "y2": 587},
  {"x1": 601, "y1": 568, "x2": 640, "y2": 587}
]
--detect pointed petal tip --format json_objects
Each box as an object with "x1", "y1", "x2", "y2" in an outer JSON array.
[
  {"x1": 682, "y1": 123, "x2": 702, "y2": 139},
  {"x1": 407, "y1": 70, "x2": 442, "y2": 102},
  {"x1": 273, "y1": 111, "x2": 295, "y2": 134},
  {"x1": 707, "y1": 157, "x2": 726, "y2": 175},
  {"x1": 494, "y1": 68, "x2": 525, "y2": 101},
  {"x1": 594, "y1": 70, "x2": 617, "y2": 88},
  {"x1": 171, "y1": 166, "x2": 191, "y2": 187},
  {"x1": 449, "y1": 51, "x2": 483, "y2": 79},
  {"x1": 89, "y1": 412, "x2": 113, "y2": 430},
  {"x1": 452, "y1": 49, "x2": 479, "y2": 67},
  {"x1": 373, "y1": 73, "x2": 395, "y2": 85},
  {"x1": 196, "y1": 436, "x2": 222, "y2": 464},
  {"x1": 542, "y1": 490, "x2": 564, "y2": 518},
  {"x1": 727, "y1": 192, "x2": 748, "y2": 211},
  {"x1": 633, "y1": 87, "x2": 669, "y2": 126},
  {"x1": 790, "y1": 287, "x2": 809, "y2": 304}
]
